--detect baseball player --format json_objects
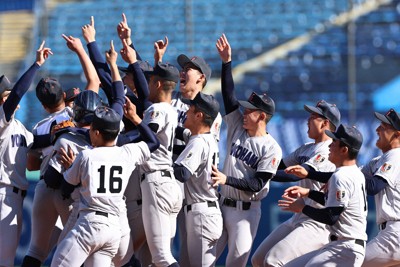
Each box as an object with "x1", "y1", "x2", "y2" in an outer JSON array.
[
  {"x1": 212, "y1": 34, "x2": 282, "y2": 267},
  {"x1": 361, "y1": 108, "x2": 400, "y2": 266},
  {"x1": 252, "y1": 100, "x2": 340, "y2": 267},
  {"x1": 173, "y1": 92, "x2": 223, "y2": 267},
  {"x1": 0, "y1": 41, "x2": 52, "y2": 267},
  {"x1": 50, "y1": 103, "x2": 159, "y2": 267},
  {"x1": 280, "y1": 124, "x2": 367, "y2": 267},
  {"x1": 22, "y1": 32, "x2": 101, "y2": 267}
]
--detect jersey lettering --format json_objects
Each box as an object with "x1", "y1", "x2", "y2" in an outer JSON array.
[
  {"x1": 178, "y1": 110, "x2": 187, "y2": 124},
  {"x1": 230, "y1": 143, "x2": 259, "y2": 169},
  {"x1": 11, "y1": 134, "x2": 27, "y2": 148},
  {"x1": 96, "y1": 165, "x2": 123, "y2": 194}
]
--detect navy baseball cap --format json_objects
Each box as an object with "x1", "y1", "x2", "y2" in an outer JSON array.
[
  {"x1": 0, "y1": 75, "x2": 12, "y2": 95},
  {"x1": 374, "y1": 108, "x2": 400, "y2": 131},
  {"x1": 182, "y1": 92, "x2": 220, "y2": 121},
  {"x1": 177, "y1": 54, "x2": 212, "y2": 84},
  {"x1": 238, "y1": 92, "x2": 275, "y2": 115},
  {"x1": 36, "y1": 78, "x2": 64, "y2": 106},
  {"x1": 147, "y1": 62, "x2": 179, "y2": 83},
  {"x1": 65, "y1": 87, "x2": 81, "y2": 102},
  {"x1": 92, "y1": 106, "x2": 121, "y2": 132},
  {"x1": 118, "y1": 60, "x2": 153, "y2": 74},
  {"x1": 304, "y1": 100, "x2": 340, "y2": 128},
  {"x1": 325, "y1": 124, "x2": 363, "y2": 151}
]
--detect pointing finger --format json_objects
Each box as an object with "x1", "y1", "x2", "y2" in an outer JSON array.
[{"x1": 90, "y1": 16, "x2": 94, "y2": 27}]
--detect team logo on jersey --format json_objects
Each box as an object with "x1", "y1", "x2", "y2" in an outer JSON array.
[
  {"x1": 186, "y1": 152, "x2": 193, "y2": 159},
  {"x1": 151, "y1": 111, "x2": 160, "y2": 119},
  {"x1": 313, "y1": 154, "x2": 325, "y2": 164},
  {"x1": 271, "y1": 157, "x2": 278, "y2": 168},
  {"x1": 380, "y1": 163, "x2": 392, "y2": 172},
  {"x1": 336, "y1": 190, "x2": 345, "y2": 201}
]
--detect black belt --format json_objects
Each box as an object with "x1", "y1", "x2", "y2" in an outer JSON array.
[
  {"x1": 141, "y1": 170, "x2": 172, "y2": 182},
  {"x1": 222, "y1": 197, "x2": 251, "y2": 210},
  {"x1": 379, "y1": 222, "x2": 386, "y2": 230},
  {"x1": 330, "y1": 235, "x2": 364, "y2": 247},
  {"x1": 137, "y1": 199, "x2": 142, "y2": 206},
  {"x1": 95, "y1": 211, "x2": 108, "y2": 217},
  {"x1": 13, "y1": 186, "x2": 27, "y2": 198},
  {"x1": 186, "y1": 201, "x2": 216, "y2": 212}
]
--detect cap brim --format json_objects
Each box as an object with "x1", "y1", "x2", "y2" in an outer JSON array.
[
  {"x1": 181, "y1": 98, "x2": 192, "y2": 105},
  {"x1": 304, "y1": 104, "x2": 323, "y2": 116},
  {"x1": 374, "y1": 112, "x2": 391, "y2": 125},
  {"x1": 177, "y1": 54, "x2": 201, "y2": 72},
  {"x1": 238, "y1": 100, "x2": 259, "y2": 110},
  {"x1": 325, "y1": 130, "x2": 338, "y2": 140}
]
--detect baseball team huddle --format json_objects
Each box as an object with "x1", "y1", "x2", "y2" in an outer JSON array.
[{"x1": 1, "y1": 13, "x2": 400, "y2": 267}]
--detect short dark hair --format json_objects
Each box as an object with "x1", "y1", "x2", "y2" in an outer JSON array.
[
  {"x1": 194, "y1": 105, "x2": 213, "y2": 127},
  {"x1": 339, "y1": 141, "x2": 359, "y2": 160},
  {"x1": 91, "y1": 124, "x2": 119, "y2": 142}
]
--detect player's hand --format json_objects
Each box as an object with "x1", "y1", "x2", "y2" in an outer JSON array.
[
  {"x1": 120, "y1": 38, "x2": 137, "y2": 64},
  {"x1": 124, "y1": 96, "x2": 141, "y2": 125},
  {"x1": 82, "y1": 16, "x2": 96, "y2": 43},
  {"x1": 62, "y1": 34, "x2": 84, "y2": 53},
  {"x1": 285, "y1": 165, "x2": 308, "y2": 179},
  {"x1": 278, "y1": 195, "x2": 305, "y2": 213},
  {"x1": 36, "y1": 40, "x2": 53, "y2": 66},
  {"x1": 211, "y1": 165, "x2": 227, "y2": 187},
  {"x1": 117, "y1": 13, "x2": 132, "y2": 45},
  {"x1": 283, "y1": 185, "x2": 310, "y2": 198},
  {"x1": 57, "y1": 145, "x2": 76, "y2": 170},
  {"x1": 105, "y1": 40, "x2": 118, "y2": 65},
  {"x1": 154, "y1": 36, "x2": 169, "y2": 63},
  {"x1": 216, "y1": 33, "x2": 231, "y2": 63}
]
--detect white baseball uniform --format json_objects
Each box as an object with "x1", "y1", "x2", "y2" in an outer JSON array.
[
  {"x1": 285, "y1": 164, "x2": 368, "y2": 267},
  {"x1": 175, "y1": 133, "x2": 223, "y2": 267},
  {"x1": 51, "y1": 141, "x2": 151, "y2": 267},
  {"x1": 25, "y1": 108, "x2": 72, "y2": 263},
  {"x1": 171, "y1": 91, "x2": 222, "y2": 267},
  {"x1": 253, "y1": 140, "x2": 334, "y2": 267},
  {"x1": 216, "y1": 108, "x2": 282, "y2": 267},
  {"x1": 361, "y1": 147, "x2": 400, "y2": 266},
  {"x1": 0, "y1": 105, "x2": 34, "y2": 267},
  {"x1": 140, "y1": 102, "x2": 182, "y2": 267}
]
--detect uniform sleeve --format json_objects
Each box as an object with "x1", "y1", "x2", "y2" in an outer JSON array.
[
  {"x1": 372, "y1": 158, "x2": 398, "y2": 187},
  {"x1": 256, "y1": 143, "x2": 282, "y2": 175},
  {"x1": 305, "y1": 152, "x2": 335, "y2": 172},
  {"x1": 142, "y1": 105, "x2": 166, "y2": 134},
  {"x1": 64, "y1": 152, "x2": 85, "y2": 186},
  {"x1": 123, "y1": 141, "x2": 151, "y2": 166},
  {"x1": 325, "y1": 173, "x2": 351, "y2": 208},
  {"x1": 211, "y1": 113, "x2": 222, "y2": 142},
  {"x1": 282, "y1": 147, "x2": 300, "y2": 167},
  {"x1": 175, "y1": 137, "x2": 205, "y2": 176}
]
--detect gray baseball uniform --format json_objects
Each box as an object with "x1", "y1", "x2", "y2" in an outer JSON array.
[
  {"x1": 285, "y1": 164, "x2": 368, "y2": 267},
  {"x1": 253, "y1": 140, "x2": 334, "y2": 267},
  {"x1": 175, "y1": 133, "x2": 222, "y2": 267},
  {"x1": 216, "y1": 108, "x2": 282, "y2": 267},
  {"x1": 361, "y1": 148, "x2": 400, "y2": 266},
  {"x1": 51, "y1": 141, "x2": 151, "y2": 267},
  {"x1": 0, "y1": 105, "x2": 34, "y2": 267},
  {"x1": 140, "y1": 102, "x2": 182, "y2": 267}
]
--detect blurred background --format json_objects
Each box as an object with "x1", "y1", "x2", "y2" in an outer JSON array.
[{"x1": 1, "y1": 0, "x2": 399, "y2": 265}]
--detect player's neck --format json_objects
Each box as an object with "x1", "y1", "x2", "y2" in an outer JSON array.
[
  {"x1": 189, "y1": 125, "x2": 211, "y2": 136},
  {"x1": 314, "y1": 133, "x2": 331, "y2": 143}
]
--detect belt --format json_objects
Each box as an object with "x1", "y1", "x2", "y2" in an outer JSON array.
[
  {"x1": 13, "y1": 186, "x2": 27, "y2": 198},
  {"x1": 137, "y1": 199, "x2": 142, "y2": 206},
  {"x1": 95, "y1": 211, "x2": 108, "y2": 217},
  {"x1": 379, "y1": 222, "x2": 386, "y2": 230},
  {"x1": 186, "y1": 201, "x2": 217, "y2": 212},
  {"x1": 330, "y1": 235, "x2": 365, "y2": 247},
  {"x1": 141, "y1": 170, "x2": 172, "y2": 182},
  {"x1": 221, "y1": 197, "x2": 251, "y2": 210}
]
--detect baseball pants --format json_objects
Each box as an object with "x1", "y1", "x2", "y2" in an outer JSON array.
[
  {"x1": 252, "y1": 218, "x2": 329, "y2": 267},
  {"x1": 284, "y1": 238, "x2": 365, "y2": 267},
  {"x1": 51, "y1": 210, "x2": 120, "y2": 267},
  {"x1": 0, "y1": 185, "x2": 25, "y2": 267},
  {"x1": 112, "y1": 207, "x2": 133, "y2": 267},
  {"x1": 141, "y1": 171, "x2": 182, "y2": 267},
  {"x1": 184, "y1": 201, "x2": 223, "y2": 267},
  {"x1": 362, "y1": 221, "x2": 400, "y2": 267},
  {"x1": 216, "y1": 197, "x2": 262, "y2": 267}
]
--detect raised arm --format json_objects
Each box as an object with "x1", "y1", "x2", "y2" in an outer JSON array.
[
  {"x1": 216, "y1": 33, "x2": 238, "y2": 114},
  {"x1": 105, "y1": 40, "x2": 125, "y2": 117},
  {"x1": 117, "y1": 13, "x2": 142, "y2": 60},
  {"x1": 154, "y1": 36, "x2": 168, "y2": 65},
  {"x1": 62, "y1": 34, "x2": 100, "y2": 92},
  {"x1": 3, "y1": 41, "x2": 53, "y2": 121}
]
